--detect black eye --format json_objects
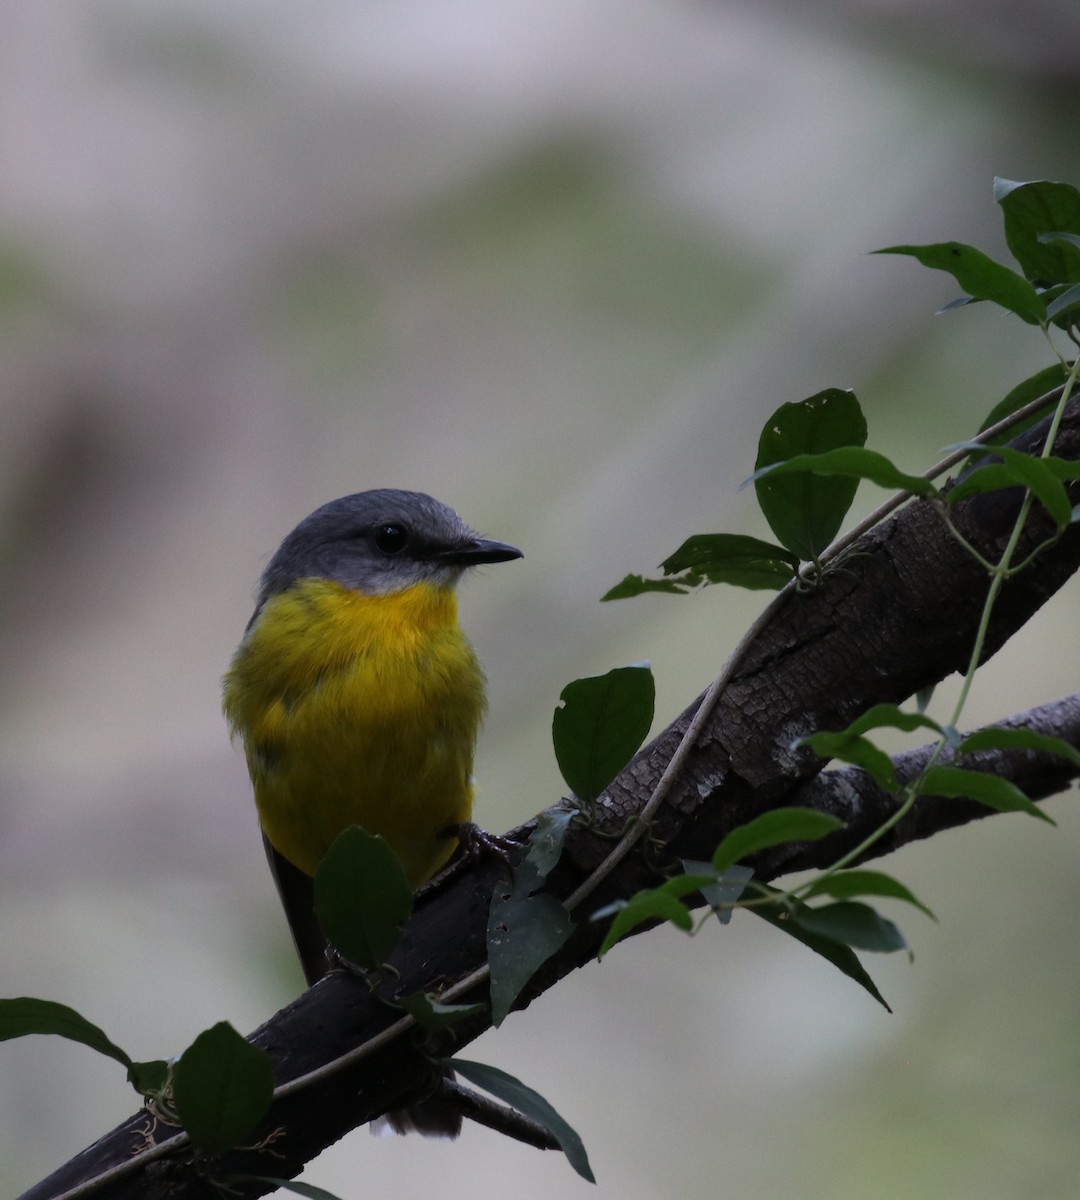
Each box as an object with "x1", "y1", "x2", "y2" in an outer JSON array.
[{"x1": 373, "y1": 523, "x2": 409, "y2": 555}]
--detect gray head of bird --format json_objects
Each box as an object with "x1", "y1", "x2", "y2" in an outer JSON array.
[{"x1": 255, "y1": 488, "x2": 522, "y2": 610}]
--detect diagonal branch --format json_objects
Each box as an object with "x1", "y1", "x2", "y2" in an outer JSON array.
[{"x1": 20, "y1": 397, "x2": 1080, "y2": 1200}]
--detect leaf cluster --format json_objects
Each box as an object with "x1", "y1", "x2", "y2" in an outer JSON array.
[
  {"x1": 607, "y1": 179, "x2": 1080, "y2": 604},
  {"x1": 573, "y1": 179, "x2": 1080, "y2": 1016}
]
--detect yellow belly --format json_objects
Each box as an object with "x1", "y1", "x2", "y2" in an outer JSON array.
[{"x1": 222, "y1": 579, "x2": 486, "y2": 885}]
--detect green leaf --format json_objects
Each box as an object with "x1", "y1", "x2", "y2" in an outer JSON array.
[
  {"x1": 952, "y1": 443, "x2": 1080, "y2": 482},
  {"x1": 488, "y1": 881, "x2": 574, "y2": 1026},
  {"x1": 601, "y1": 573, "x2": 691, "y2": 600},
  {"x1": 661, "y1": 532, "x2": 799, "y2": 589},
  {"x1": 451, "y1": 1059, "x2": 595, "y2": 1183},
  {"x1": 842, "y1": 702, "x2": 946, "y2": 740},
  {"x1": 754, "y1": 389, "x2": 868, "y2": 562},
  {"x1": 0, "y1": 997, "x2": 134, "y2": 1070},
  {"x1": 313, "y1": 826, "x2": 413, "y2": 971},
  {"x1": 594, "y1": 873, "x2": 717, "y2": 956},
  {"x1": 525, "y1": 808, "x2": 576, "y2": 877},
  {"x1": 172, "y1": 1022, "x2": 274, "y2": 1157},
  {"x1": 998, "y1": 444, "x2": 1080, "y2": 484},
  {"x1": 1038, "y1": 230, "x2": 1080, "y2": 252},
  {"x1": 793, "y1": 901, "x2": 909, "y2": 956},
  {"x1": 603, "y1": 535, "x2": 800, "y2": 599},
  {"x1": 1038, "y1": 454, "x2": 1080, "y2": 482},
  {"x1": 128, "y1": 1059, "x2": 170, "y2": 1096},
  {"x1": 921, "y1": 765, "x2": 1054, "y2": 823},
  {"x1": 682, "y1": 860, "x2": 753, "y2": 925},
  {"x1": 800, "y1": 731, "x2": 898, "y2": 791},
  {"x1": 936, "y1": 294, "x2": 981, "y2": 314},
  {"x1": 396, "y1": 993, "x2": 486, "y2": 1032},
  {"x1": 875, "y1": 241, "x2": 1046, "y2": 324},
  {"x1": 945, "y1": 463, "x2": 1026, "y2": 508},
  {"x1": 552, "y1": 665, "x2": 655, "y2": 802},
  {"x1": 958, "y1": 727, "x2": 1080, "y2": 769},
  {"x1": 803, "y1": 870, "x2": 936, "y2": 921},
  {"x1": 748, "y1": 447, "x2": 938, "y2": 499},
  {"x1": 802, "y1": 704, "x2": 960, "y2": 789},
  {"x1": 712, "y1": 808, "x2": 844, "y2": 873},
  {"x1": 748, "y1": 887, "x2": 891, "y2": 1011},
  {"x1": 978, "y1": 364, "x2": 1068, "y2": 437},
  {"x1": 996, "y1": 178, "x2": 1080, "y2": 284},
  {"x1": 947, "y1": 445, "x2": 1076, "y2": 526},
  {"x1": 1045, "y1": 282, "x2": 1080, "y2": 324}
]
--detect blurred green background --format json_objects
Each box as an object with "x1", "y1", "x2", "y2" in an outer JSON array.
[{"x1": 2, "y1": 2, "x2": 1078, "y2": 1196}]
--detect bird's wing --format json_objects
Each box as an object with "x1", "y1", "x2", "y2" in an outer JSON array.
[
  {"x1": 263, "y1": 833, "x2": 463, "y2": 1137},
  {"x1": 263, "y1": 834, "x2": 328, "y2": 985}
]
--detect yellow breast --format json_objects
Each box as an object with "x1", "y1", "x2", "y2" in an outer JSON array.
[{"x1": 222, "y1": 579, "x2": 486, "y2": 884}]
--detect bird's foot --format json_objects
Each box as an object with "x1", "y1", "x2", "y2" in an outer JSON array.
[{"x1": 445, "y1": 821, "x2": 523, "y2": 868}]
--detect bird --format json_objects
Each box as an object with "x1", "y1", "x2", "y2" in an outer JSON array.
[{"x1": 223, "y1": 488, "x2": 521, "y2": 1135}]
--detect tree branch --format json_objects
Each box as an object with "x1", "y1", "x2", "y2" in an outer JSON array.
[{"x1": 21, "y1": 396, "x2": 1080, "y2": 1200}]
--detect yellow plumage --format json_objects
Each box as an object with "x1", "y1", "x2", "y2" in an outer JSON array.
[{"x1": 223, "y1": 577, "x2": 485, "y2": 886}]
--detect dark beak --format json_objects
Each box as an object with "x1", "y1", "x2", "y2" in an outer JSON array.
[{"x1": 433, "y1": 537, "x2": 523, "y2": 566}]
